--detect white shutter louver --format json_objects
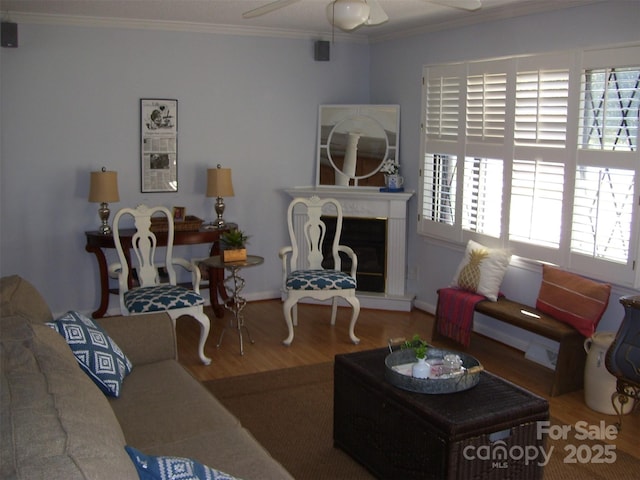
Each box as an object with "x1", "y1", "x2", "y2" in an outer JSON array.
[
  {"x1": 426, "y1": 74, "x2": 460, "y2": 141},
  {"x1": 579, "y1": 67, "x2": 640, "y2": 152},
  {"x1": 515, "y1": 69, "x2": 569, "y2": 148},
  {"x1": 466, "y1": 73, "x2": 507, "y2": 143},
  {"x1": 422, "y1": 154, "x2": 457, "y2": 225},
  {"x1": 571, "y1": 167, "x2": 634, "y2": 264},
  {"x1": 509, "y1": 159, "x2": 564, "y2": 247},
  {"x1": 462, "y1": 157, "x2": 502, "y2": 237}
]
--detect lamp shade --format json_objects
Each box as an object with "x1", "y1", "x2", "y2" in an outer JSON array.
[
  {"x1": 88, "y1": 170, "x2": 120, "y2": 203},
  {"x1": 328, "y1": 0, "x2": 370, "y2": 31},
  {"x1": 207, "y1": 167, "x2": 235, "y2": 197}
]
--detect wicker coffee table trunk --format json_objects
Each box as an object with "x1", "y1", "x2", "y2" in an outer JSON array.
[{"x1": 334, "y1": 348, "x2": 549, "y2": 480}]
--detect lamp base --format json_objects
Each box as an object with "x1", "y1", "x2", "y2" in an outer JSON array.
[
  {"x1": 214, "y1": 196, "x2": 227, "y2": 228},
  {"x1": 98, "y1": 202, "x2": 112, "y2": 235}
]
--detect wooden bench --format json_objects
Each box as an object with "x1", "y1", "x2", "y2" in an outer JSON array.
[{"x1": 436, "y1": 296, "x2": 586, "y2": 397}]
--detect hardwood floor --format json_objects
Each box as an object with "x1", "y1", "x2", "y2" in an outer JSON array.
[{"x1": 176, "y1": 299, "x2": 639, "y2": 460}]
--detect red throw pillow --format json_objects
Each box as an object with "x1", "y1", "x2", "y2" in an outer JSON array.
[{"x1": 536, "y1": 265, "x2": 611, "y2": 337}]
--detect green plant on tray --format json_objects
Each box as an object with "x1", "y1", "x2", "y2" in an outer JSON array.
[{"x1": 402, "y1": 334, "x2": 429, "y2": 360}]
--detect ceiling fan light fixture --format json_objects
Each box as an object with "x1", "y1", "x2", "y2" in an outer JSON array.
[{"x1": 328, "y1": 0, "x2": 371, "y2": 31}]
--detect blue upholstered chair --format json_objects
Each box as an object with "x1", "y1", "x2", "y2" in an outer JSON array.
[
  {"x1": 112, "y1": 204, "x2": 211, "y2": 365},
  {"x1": 279, "y1": 196, "x2": 360, "y2": 346}
]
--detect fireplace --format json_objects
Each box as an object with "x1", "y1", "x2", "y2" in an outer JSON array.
[
  {"x1": 321, "y1": 216, "x2": 387, "y2": 293},
  {"x1": 285, "y1": 187, "x2": 414, "y2": 311}
]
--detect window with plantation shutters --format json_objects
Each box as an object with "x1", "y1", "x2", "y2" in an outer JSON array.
[
  {"x1": 571, "y1": 58, "x2": 640, "y2": 273},
  {"x1": 419, "y1": 45, "x2": 640, "y2": 287}
]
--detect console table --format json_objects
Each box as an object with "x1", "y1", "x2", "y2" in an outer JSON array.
[{"x1": 85, "y1": 227, "x2": 231, "y2": 318}]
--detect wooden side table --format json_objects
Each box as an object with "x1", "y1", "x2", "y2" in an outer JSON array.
[{"x1": 202, "y1": 255, "x2": 264, "y2": 355}]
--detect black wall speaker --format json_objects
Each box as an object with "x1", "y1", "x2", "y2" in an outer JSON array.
[
  {"x1": 1, "y1": 22, "x2": 18, "y2": 48},
  {"x1": 314, "y1": 40, "x2": 330, "y2": 62}
]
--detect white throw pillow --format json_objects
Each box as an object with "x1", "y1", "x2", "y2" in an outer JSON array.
[{"x1": 452, "y1": 240, "x2": 511, "y2": 301}]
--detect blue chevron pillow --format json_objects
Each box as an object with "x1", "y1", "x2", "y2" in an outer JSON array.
[
  {"x1": 47, "y1": 311, "x2": 132, "y2": 397},
  {"x1": 125, "y1": 446, "x2": 239, "y2": 480}
]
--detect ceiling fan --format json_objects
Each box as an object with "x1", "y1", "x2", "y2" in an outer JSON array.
[{"x1": 242, "y1": 0, "x2": 482, "y2": 32}]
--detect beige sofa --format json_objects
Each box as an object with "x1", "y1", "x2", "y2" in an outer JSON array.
[{"x1": 0, "y1": 275, "x2": 294, "y2": 480}]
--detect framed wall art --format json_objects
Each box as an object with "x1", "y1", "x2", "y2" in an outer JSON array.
[{"x1": 140, "y1": 98, "x2": 178, "y2": 192}]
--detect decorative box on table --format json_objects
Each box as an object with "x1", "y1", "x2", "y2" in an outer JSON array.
[
  {"x1": 333, "y1": 348, "x2": 549, "y2": 480},
  {"x1": 150, "y1": 215, "x2": 203, "y2": 232}
]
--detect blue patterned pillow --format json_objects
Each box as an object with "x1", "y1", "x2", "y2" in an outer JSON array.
[
  {"x1": 47, "y1": 311, "x2": 132, "y2": 397},
  {"x1": 125, "y1": 446, "x2": 240, "y2": 480}
]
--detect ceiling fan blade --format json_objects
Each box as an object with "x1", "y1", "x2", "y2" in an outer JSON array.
[
  {"x1": 427, "y1": 0, "x2": 482, "y2": 11},
  {"x1": 242, "y1": 0, "x2": 301, "y2": 19},
  {"x1": 365, "y1": 0, "x2": 389, "y2": 26}
]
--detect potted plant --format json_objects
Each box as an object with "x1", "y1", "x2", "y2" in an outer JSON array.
[
  {"x1": 220, "y1": 229, "x2": 250, "y2": 262},
  {"x1": 380, "y1": 159, "x2": 403, "y2": 190},
  {"x1": 402, "y1": 334, "x2": 430, "y2": 378}
]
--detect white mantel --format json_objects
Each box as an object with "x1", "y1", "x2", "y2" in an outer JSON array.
[{"x1": 285, "y1": 187, "x2": 415, "y2": 311}]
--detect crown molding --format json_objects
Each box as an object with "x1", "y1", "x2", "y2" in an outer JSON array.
[
  {"x1": 9, "y1": 12, "x2": 369, "y2": 44},
  {"x1": 7, "y1": 0, "x2": 604, "y2": 45},
  {"x1": 369, "y1": 0, "x2": 605, "y2": 43}
]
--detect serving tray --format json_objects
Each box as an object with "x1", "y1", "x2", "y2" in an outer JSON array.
[{"x1": 384, "y1": 348, "x2": 483, "y2": 394}]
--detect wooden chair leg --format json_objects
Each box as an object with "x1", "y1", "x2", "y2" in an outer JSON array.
[
  {"x1": 330, "y1": 297, "x2": 338, "y2": 325},
  {"x1": 282, "y1": 297, "x2": 297, "y2": 346},
  {"x1": 192, "y1": 311, "x2": 212, "y2": 365},
  {"x1": 345, "y1": 296, "x2": 360, "y2": 345}
]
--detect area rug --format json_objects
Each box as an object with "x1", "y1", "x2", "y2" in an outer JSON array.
[{"x1": 204, "y1": 362, "x2": 637, "y2": 480}]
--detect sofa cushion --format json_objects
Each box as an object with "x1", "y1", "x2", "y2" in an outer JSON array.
[
  {"x1": 112, "y1": 361, "x2": 294, "y2": 480},
  {"x1": 47, "y1": 311, "x2": 133, "y2": 397},
  {"x1": 0, "y1": 275, "x2": 52, "y2": 323},
  {"x1": 99, "y1": 313, "x2": 178, "y2": 366},
  {"x1": 109, "y1": 360, "x2": 240, "y2": 448},
  {"x1": 1, "y1": 316, "x2": 137, "y2": 479},
  {"x1": 125, "y1": 445, "x2": 239, "y2": 480}
]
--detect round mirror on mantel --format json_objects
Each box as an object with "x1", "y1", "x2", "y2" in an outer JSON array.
[{"x1": 317, "y1": 105, "x2": 399, "y2": 187}]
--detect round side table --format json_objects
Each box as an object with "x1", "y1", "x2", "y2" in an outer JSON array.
[{"x1": 202, "y1": 254, "x2": 264, "y2": 355}]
